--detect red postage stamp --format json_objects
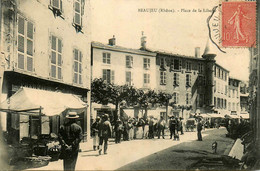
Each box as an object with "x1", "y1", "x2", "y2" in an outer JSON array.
[{"x1": 221, "y1": 1, "x2": 256, "y2": 47}]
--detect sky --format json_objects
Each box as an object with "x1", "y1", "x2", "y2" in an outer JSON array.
[{"x1": 90, "y1": 0, "x2": 250, "y2": 81}]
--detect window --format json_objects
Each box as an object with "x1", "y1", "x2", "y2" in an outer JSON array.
[
  {"x1": 51, "y1": 0, "x2": 62, "y2": 10},
  {"x1": 214, "y1": 66, "x2": 216, "y2": 77},
  {"x1": 49, "y1": 0, "x2": 63, "y2": 17},
  {"x1": 186, "y1": 61, "x2": 192, "y2": 72},
  {"x1": 224, "y1": 99, "x2": 227, "y2": 109},
  {"x1": 160, "y1": 58, "x2": 166, "y2": 68},
  {"x1": 160, "y1": 71, "x2": 166, "y2": 85},
  {"x1": 232, "y1": 102, "x2": 235, "y2": 111},
  {"x1": 217, "y1": 98, "x2": 220, "y2": 108},
  {"x1": 143, "y1": 58, "x2": 150, "y2": 69},
  {"x1": 50, "y1": 35, "x2": 62, "y2": 79},
  {"x1": 17, "y1": 15, "x2": 34, "y2": 72},
  {"x1": 232, "y1": 89, "x2": 235, "y2": 98},
  {"x1": 228, "y1": 89, "x2": 231, "y2": 97},
  {"x1": 173, "y1": 92, "x2": 179, "y2": 104},
  {"x1": 224, "y1": 72, "x2": 227, "y2": 81},
  {"x1": 171, "y1": 59, "x2": 181, "y2": 71},
  {"x1": 74, "y1": 0, "x2": 83, "y2": 27},
  {"x1": 186, "y1": 74, "x2": 191, "y2": 87},
  {"x1": 214, "y1": 97, "x2": 216, "y2": 107},
  {"x1": 218, "y1": 68, "x2": 221, "y2": 78},
  {"x1": 102, "y1": 69, "x2": 114, "y2": 84},
  {"x1": 214, "y1": 80, "x2": 216, "y2": 92},
  {"x1": 144, "y1": 73, "x2": 150, "y2": 85},
  {"x1": 173, "y1": 73, "x2": 179, "y2": 86},
  {"x1": 186, "y1": 93, "x2": 191, "y2": 105},
  {"x1": 103, "y1": 52, "x2": 111, "y2": 64},
  {"x1": 199, "y1": 76, "x2": 206, "y2": 85},
  {"x1": 73, "y1": 49, "x2": 82, "y2": 84},
  {"x1": 126, "y1": 71, "x2": 132, "y2": 85},
  {"x1": 198, "y1": 63, "x2": 204, "y2": 73},
  {"x1": 225, "y1": 85, "x2": 228, "y2": 95},
  {"x1": 126, "y1": 55, "x2": 133, "y2": 68},
  {"x1": 228, "y1": 102, "x2": 231, "y2": 111}
]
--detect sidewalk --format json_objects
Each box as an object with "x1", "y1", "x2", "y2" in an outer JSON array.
[{"x1": 28, "y1": 128, "x2": 234, "y2": 170}]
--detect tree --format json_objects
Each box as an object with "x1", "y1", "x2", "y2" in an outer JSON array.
[
  {"x1": 157, "y1": 91, "x2": 172, "y2": 122},
  {"x1": 91, "y1": 78, "x2": 113, "y2": 105}
]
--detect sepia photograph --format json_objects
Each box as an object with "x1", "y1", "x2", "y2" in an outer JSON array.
[{"x1": 0, "y1": 0, "x2": 259, "y2": 170}]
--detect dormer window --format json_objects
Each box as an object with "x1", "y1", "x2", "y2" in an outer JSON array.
[{"x1": 49, "y1": 0, "x2": 63, "y2": 17}]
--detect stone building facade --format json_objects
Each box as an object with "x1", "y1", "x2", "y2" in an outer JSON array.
[{"x1": 0, "y1": 0, "x2": 92, "y2": 141}]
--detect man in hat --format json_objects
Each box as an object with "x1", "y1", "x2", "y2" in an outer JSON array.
[
  {"x1": 59, "y1": 112, "x2": 82, "y2": 171},
  {"x1": 157, "y1": 116, "x2": 166, "y2": 139},
  {"x1": 179, "y1": 117, "x2": 184, "y2": 135},
  {"x1": 91, "y1": 116, "x2": 101, "y2": 150},
  {"x1": 169, "y1": 116, "x2": 177, "y2": 139},
  {"x1": 99, "y1": 114, "x2": 112, "y2": 155},
  {"x1": 197, "y1": 118, "x2": 203, "y2": 141}
]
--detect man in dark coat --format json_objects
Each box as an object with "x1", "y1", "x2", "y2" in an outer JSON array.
[
  {"x1": 169, "y1": 116, "x2": 177, "y2": 139},
  {"x1": 99, "y1": 114, "x2": 112, "y2": 155},
  {"x1": 115, "y1": 118, "x2": 123, "y2": 143},
  {"x1": 59, "y1": 112, "x2": 82, "y2": 171},
  {"x1": 197, "y1": 118, "x2": 203, "y2": 141}
]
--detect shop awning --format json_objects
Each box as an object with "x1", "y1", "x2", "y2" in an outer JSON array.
[{"x1": 0, "y1": 87, "x2": 87, "y2": 116}]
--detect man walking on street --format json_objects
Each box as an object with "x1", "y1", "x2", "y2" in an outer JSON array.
[
  {"x1": 179, "y1": 117, "x2": 184, "y2": 135},
  {"x1": 169, "y1": 116, "x2": 177, "y2": 139},
  {"x1": 99, "y1": 114, "x2": 112, "y2": 155},
  {"x1": 58, "y1": 112, "x2": 82, "y2": 171},
  {"x1": 197, "y1": 118, "x2": 203, "y2": 141},
  {"x1": 157, "y1": 116, "x2": 166, "y2": 139},
  {"x1": 91, "y1": 116, "x2": 101, "y2": 151}
]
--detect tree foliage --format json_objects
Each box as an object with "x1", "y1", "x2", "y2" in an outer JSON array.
[{"x1": 91, "y1": 78, "x2": 174, "y2": 109}]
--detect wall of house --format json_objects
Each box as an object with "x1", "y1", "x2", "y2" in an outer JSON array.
[
  {"x1": 0, "y1": 0, "x2": 91, "y2": 139},
  {"x1": 213, "y1": 65, "x2": 229, "y2": 115},
  {"x1": 156, "y1": 55, "x2": 207, "y2": 113},
  {"x1": 1, "y1": 0, "x2": 91, "y2": 90},
  {"x1": 92, "y1": 47, "x2": 157, "y2": 89}
]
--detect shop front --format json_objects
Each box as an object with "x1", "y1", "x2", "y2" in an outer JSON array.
[{"x1": 0, "y1": 87, "x2": 88, "y2": 165}]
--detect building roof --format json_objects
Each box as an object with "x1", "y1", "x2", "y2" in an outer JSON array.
[
  {"x1": 202, "y1": 38, "x2": 216, "y2": 57},
  {"x1": 229, "y1": 76, "x2": 242, "y2": 82},
  {"x1": 145, "y1": 48, "x2": 206, "y2": 61},
  {"x1": 92, "y1": 41, "x2": 157, "y2": 57},
  {"x1": 215, "y1": 63, "x2": 230, "y2": 72}
]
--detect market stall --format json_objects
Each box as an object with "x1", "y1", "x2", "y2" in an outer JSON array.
[{"x1": 0, "y1": 87, "x2": 87, "y2": 166}]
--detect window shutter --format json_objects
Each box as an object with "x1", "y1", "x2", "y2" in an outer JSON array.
[
  {"x1": 111, "y1": 70, "x2": 115, "y2": 83},
  {"x1": 60, "y1": 0, "x2": 63, "y2": 12}
]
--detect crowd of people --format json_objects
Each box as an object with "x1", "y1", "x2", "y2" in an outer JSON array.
[
  {"x1": 90, "y1": 114, "x2": 199, "y2": 155},
  {"x1": 57, "y1": 112, "x2": 206, "y2": 170}
]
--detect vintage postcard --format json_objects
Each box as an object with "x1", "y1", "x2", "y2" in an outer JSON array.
[{"x1": 0, "y1": 0, "x2": 259, "y2": 170}]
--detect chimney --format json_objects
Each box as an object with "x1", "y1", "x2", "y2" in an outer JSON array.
[
  {"x1": 108, "y1": 35, "x2": 116, "y2": 46},
  {"x1": 195, "y1": 47, "x2": 200, "y2": 58},
  {"x1": 140, "y1": 31, "x2": 147, "y2": 50}
]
